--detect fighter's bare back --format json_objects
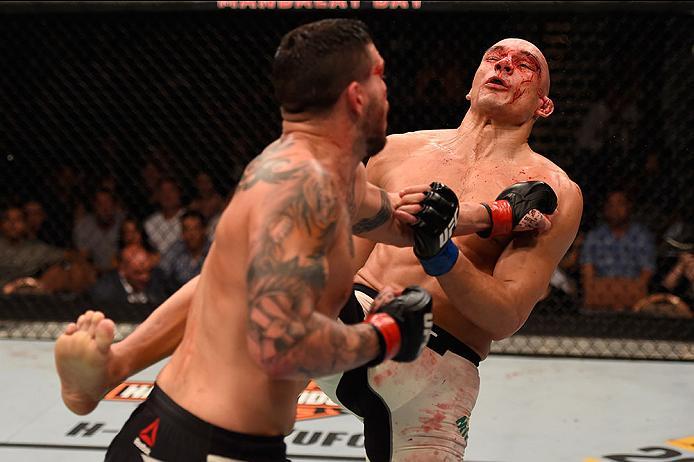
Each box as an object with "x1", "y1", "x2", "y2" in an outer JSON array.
[{"x1": 156, "y1": 136, "x2": 387, "y2": 436}]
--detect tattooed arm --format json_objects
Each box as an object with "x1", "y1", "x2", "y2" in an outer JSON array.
[
  {"x1": 245, "y1": 162, "x2": 381, "y2": 380},
  {"x1": 351, "y1": 164, "x2": 414, "y2": 247}
]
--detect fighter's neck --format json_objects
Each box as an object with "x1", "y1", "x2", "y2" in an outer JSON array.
[
  {"x1": 452, "y1": 109, "x2": 535, "y2": 160},
  {"x1": 281, "y1": 120, "x2": 362, "y2": 186}
]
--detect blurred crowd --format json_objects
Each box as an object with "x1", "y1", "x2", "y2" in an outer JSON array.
[
  {"x1": 1, "y1": 161, "x2": 229, "y2": 310},
  {"x1": 2, "y1": 161, "x2": 692, "y2": 320},
  {"x1": 542, "y1": 188, "x2": 693, "y2": 318}
]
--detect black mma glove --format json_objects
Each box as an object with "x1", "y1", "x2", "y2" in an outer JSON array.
[
  {"x1": 364, "y1": 286, "x2": 433, "y2": 367},
  {"x1": 412, "y1": 182, "x2": 460, "y2": 276},
  {"x1": 478, "y1": 181, "x2": 558, "y2": 238}
]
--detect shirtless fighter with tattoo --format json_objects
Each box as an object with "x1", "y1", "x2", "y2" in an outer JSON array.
[
  {"x1": 315, "y1": 38, "x2": 583, "y2": 461},
  {"x1": 54, "y1": 20, "x2": 491, "y2": 462}
]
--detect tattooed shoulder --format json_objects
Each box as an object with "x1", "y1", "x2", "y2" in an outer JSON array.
[
  {"x1": 247, "y1": 161, "x2": 342, "y2": 270},
  {"x1": 245, "y1": 164, "x2": 345, "y2": 364},
  {"x1": 236, "y1": 139, "x2": 301, "y2": 191}
]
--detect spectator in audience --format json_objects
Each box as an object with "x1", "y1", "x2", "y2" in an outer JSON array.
[
  {"x1": 632, "y1": 292, "x2": 692, "y2": 319},
  {"x1": 660, "y1": 223, "x2": 694, "y2": 308},
  {"x1": 123, "y1": 159, "x2": 164, "y2": 218},
  {"x1": 1, "y1": 204, "x2": 94, "y2": 294},
  {"x1": 119, "y1": 216, "x2": 155, "y2": 253},
  {"x1": 661, "y1": 220, "x2": 694, "y2": 259},
  {"x1": 206, "y1": 208, "x2": 222, "y2": 242},
  {"x1": 97, "y1": 173, "x2": 118, "y2": 195},
  {"x1": 138, "y1": 160, "x2": 163, "y2": 217},
  {"x1": 581, "y1": 190, "x2": 656, "y2": 310},
  {"x1": 411, "y1": 43, "x2": 467, "y2": 123},
  {"x1": 631, "y1": 220, "x2": 694, "y2": 319},
  {"x1": 633, "y1": 250, "x2": 694, "y2": 319},
  {"x1": 44, "y1": 164, "x2": 85, "y2": 247},
  {"x1": 73, "y1": 188, "x2": 125, "y2": 274},
  {"x1": 23, "y1": 199, "x2": 51, "y2": 243},
  {"x1": 575, "y1": 82, "x2": 640, "y2": 159},
  {"x1": 623, "y1": 147, "x2": 684, "y2": 236},
  {"x1": 660, "y1": 252, "x2": 694, "y2": 306},
  {"x1": 112, "y1": 216, "x2": 160, "y2": 269},
  {"x1": 541, "y1": 232, "x2": 584, "y2": 313},
  {"x1": 413, "y1": 42, "x2": 466, "y2": 106},
  {"x1": 144, "y1": 177, "x2": 185, "y2": 255},
  {"x1": 89, "y1": 244, "x2": 169, "y2": 307},
  {"x1": 95, "y1": 173, "x2": 127, "y2": 212},
  {"x1": 158, "y1": 210, "x2": 210, "y2": 289},
  {"x1": 188, "y1": 171, "x2": 225, "y2": 222},
  {"x1": 205, "y1": 190, "x2": 232, "y2": 242}
]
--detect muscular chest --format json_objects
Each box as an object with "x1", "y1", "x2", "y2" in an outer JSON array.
[
  {"x1": 381, "y1": 153, "x2": 537, "y2": 204},
  {"x1": 378, "y1": 150, "x2": 547, "y2": 269}
]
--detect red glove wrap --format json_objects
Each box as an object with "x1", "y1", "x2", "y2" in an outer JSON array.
[
  {"x1": 365, "y1": 312, "x2": 402, "y2": 362},
  {"x1": 483, "y1": 200, "x2": 513, "y2": 237}
]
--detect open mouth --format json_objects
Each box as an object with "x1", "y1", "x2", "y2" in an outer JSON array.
[{"x1": 485, "y1": 77, "x2": 508, "y2": 88}]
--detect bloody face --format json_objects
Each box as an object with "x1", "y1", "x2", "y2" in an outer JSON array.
[{"x1": 468, "y1": 38, "x2": 551, "y2": 124}]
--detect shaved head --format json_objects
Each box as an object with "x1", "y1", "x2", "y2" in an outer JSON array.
[
  {"x1": 468, "y1": 37, "x2": 555, "y2": 125},
  {"x1": 488, "y1": 38, "x2": 551, "y2": 96}
]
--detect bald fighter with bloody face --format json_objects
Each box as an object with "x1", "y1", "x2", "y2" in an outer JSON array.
[{"x1": 312, "y1": 38, "x2": 583, "y2": 461}]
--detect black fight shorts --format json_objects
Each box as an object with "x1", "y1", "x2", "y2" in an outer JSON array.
[{"x1": 105, "y1": 384, "x2": 287, "y2": 462}]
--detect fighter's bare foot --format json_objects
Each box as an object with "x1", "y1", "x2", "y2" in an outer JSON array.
[{"x1": 55, "y1": 310, "x2": 117, "y2": 415}]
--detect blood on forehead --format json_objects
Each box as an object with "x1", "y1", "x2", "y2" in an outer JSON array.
[
  {"x1": 485, "y1": 45, "x2": 543, "y2": 76},
  {"x1": 485, "y1": 43, "x2": 550, "y2": 97}
]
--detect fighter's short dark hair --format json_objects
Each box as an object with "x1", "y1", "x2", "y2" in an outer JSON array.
[{"x1": 273, "y1": 19, "x2": 374, "y2": 114}]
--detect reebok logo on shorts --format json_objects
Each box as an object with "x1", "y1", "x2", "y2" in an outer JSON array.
[{"x1": 133, "y1": 418, "x2": 160, "y2": 455}]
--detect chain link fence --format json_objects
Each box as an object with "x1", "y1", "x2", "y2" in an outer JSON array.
[{"x1": 1, "y1": 2, "x2": 692, "y2": 360}]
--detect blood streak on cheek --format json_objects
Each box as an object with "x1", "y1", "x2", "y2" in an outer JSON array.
[
  {"x1": 509, "y1": 74, "x2": 535, "y2": 104},
  {"x1": 510, "y1": 88, "x2": 526, "y2": 104}
]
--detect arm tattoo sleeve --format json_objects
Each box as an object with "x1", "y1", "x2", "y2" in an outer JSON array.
[
  {"x1": 352, "y1": 189, "x2": 393, "y2": 235},
  {"x1": 245, "y1": 164, "x2": 378, "y2": 379}
]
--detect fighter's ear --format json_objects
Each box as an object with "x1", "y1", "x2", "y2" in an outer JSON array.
[
  {"x1": 345, "y1": 81, "x2": 365, "y2": 117},
  {"x1": 535, "y1": 96, "x2": 554, "y2": 118}
]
